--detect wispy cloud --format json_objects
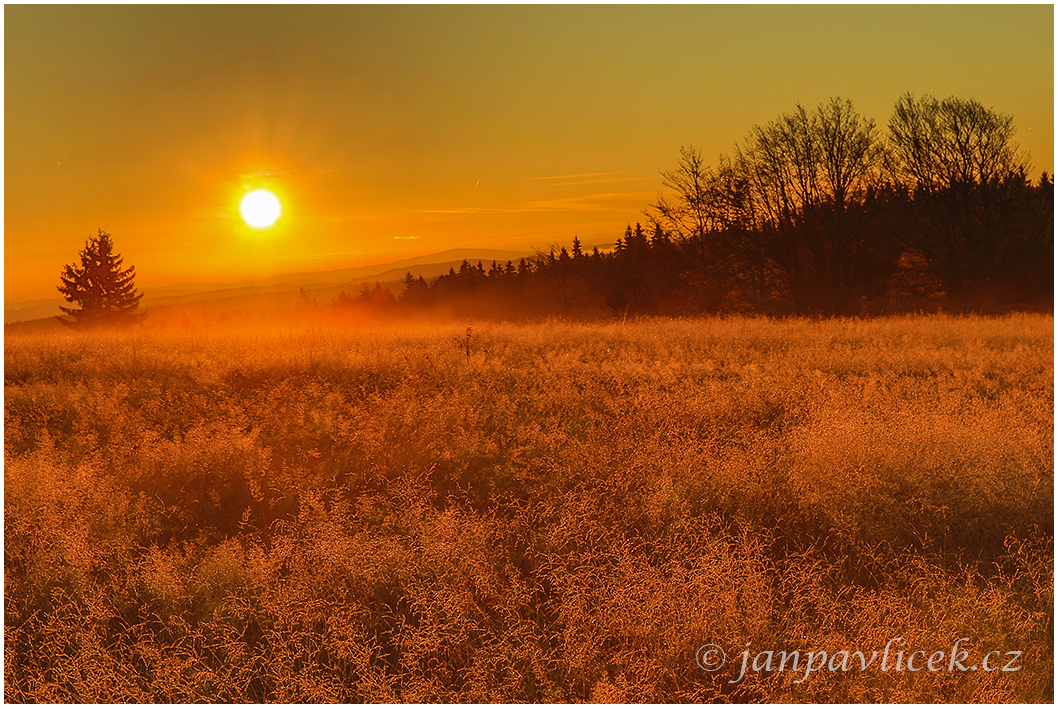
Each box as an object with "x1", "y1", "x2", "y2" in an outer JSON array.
[
  {"x1": 419, "y1": 207, "x2": 507, "y2": 215},
  {"x1": 394, "y1": 234, "x2": 420, "y2": 240},
  {"x1": 420, "y1": 191, "x2": 655, "y2": 216},
  {"x1": 526, "y1": 192, "x2": 656, "y2": 212},
  {"x1": 552, "y1": 176, "x2": 656, "y2": 187},
  {"x1": 532, "y1": 171, "x2": 626, "y2": 181}
]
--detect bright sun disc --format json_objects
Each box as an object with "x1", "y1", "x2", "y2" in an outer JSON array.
[{"x1": 240, "y1": 189, "x2": 281, "y2": 228}]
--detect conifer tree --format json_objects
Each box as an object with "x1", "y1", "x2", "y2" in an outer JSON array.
[
  {"x1": 572, "y1": 235, "x2": 583, "y2": 258},
  {"x1": 57, "y1": 229, "x2": 144, "y2": 327}
]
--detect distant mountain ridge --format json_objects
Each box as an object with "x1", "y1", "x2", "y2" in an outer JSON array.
[{"x1": 5, "y1": 248, "x2": 536, "y2": 323}]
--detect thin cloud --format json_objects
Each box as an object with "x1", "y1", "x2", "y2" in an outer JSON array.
[
  {"x1": 394, "y1": 235, "x2": 421, "y2": 240},
  {"x1": 532, "y1": 171, "x2": 626, "y2": 181},
  {"x1": 552, "y1": 176, "x2": 656, "y2": 187},
  {"x1": 525, "y1": 192, "x2": 656, "y2": 212},
  {"x1": 420, "y1": 191, "x2": 656, "y2": 216},
  {"x1": 420, "y1": 207, "x2": 508, "y2": 215}
]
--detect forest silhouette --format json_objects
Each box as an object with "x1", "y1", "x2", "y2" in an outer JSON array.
[
  {"x1": 329, "y1": 94, "x2": 1051, "y2": 321},
  {"x1": 48, "y1": 93, "x2": 1051, "y2": 328}
]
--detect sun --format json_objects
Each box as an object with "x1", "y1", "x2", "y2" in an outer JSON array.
[{"x1": 240, "y1": 189, "x2": 281, "y2": 228}]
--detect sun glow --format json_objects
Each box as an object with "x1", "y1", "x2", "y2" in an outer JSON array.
[{"x1": 240, "y1": 189, "x2": 281, "y2": 228}]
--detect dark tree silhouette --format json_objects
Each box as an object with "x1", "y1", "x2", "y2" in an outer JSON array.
[
  {"x1": 333, "y1": 92, "x2": 1050, "y2": 320},
  {"x1": 400, "y1": 272, "x2": 430, "y2": 307},
  {"x1": 736, "y1": 97, "x2": 896, "y2": 314},
  {"x1": 886, "y1": 92, "x2": 1043, "y2": 309},
  {"x1": 648, "y1": 146, "x2": 730, "y2": 310},
  {"x1": 57, "y1": 229, "x2": 144, "y2": 327}
]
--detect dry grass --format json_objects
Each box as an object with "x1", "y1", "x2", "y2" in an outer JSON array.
[{"x1": 4, "y1": 314, "x2": 1053, "y2": 701}]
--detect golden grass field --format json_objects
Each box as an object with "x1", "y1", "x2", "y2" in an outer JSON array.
[{"x1": 4, "y1": 314, "x2": 1053, "y2": 702}]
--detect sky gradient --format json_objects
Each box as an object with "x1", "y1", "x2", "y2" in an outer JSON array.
[{"x1": 6, "y1": 5, "x2": 1053, "y2": 302}]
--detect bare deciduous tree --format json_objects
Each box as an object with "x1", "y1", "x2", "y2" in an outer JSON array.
[
  {"x1": 886, "y1": 93, "x2": 1041, "y2": 308},
  {"x1": 887, "y1": 92, "x2": 1027, "y2": 191},
  {"x1": 736, "y1": 98, "x2": 892, "y2": 313}
]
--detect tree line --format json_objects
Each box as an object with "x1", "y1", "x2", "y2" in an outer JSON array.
[
  {"x1": 339, "y1": 92, "x2": 1051, "y2": 319},
  {"x1": 58, "y1": 92, "x2": 1052, "y2": 326}
]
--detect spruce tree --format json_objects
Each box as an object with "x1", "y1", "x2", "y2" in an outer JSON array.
[
  {"x1": 57, "y1": 229, "x2": 144, "y2": 327},
  {"x1": 572, "y1": 235, "x2": 583, "y2": 258}
]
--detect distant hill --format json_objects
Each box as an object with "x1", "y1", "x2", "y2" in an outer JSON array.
[
  {"x1": 5, "y1": 248, "x2": 536, "y2": 323},
  {"x1": 141, "y1": 248, "x2": 535, "y2": 299},
  {"x1": 4, "y1": 299, "x2": 63, "y2": 324}
]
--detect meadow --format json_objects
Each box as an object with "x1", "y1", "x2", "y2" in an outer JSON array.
[{"x1": 4, "y1": 314, "x2": 1053, "y2": 702}]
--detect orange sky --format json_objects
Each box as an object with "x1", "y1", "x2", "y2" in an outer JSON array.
[{"x1": 6, "y1": 5, "x2": 1053, "y2": 302}]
